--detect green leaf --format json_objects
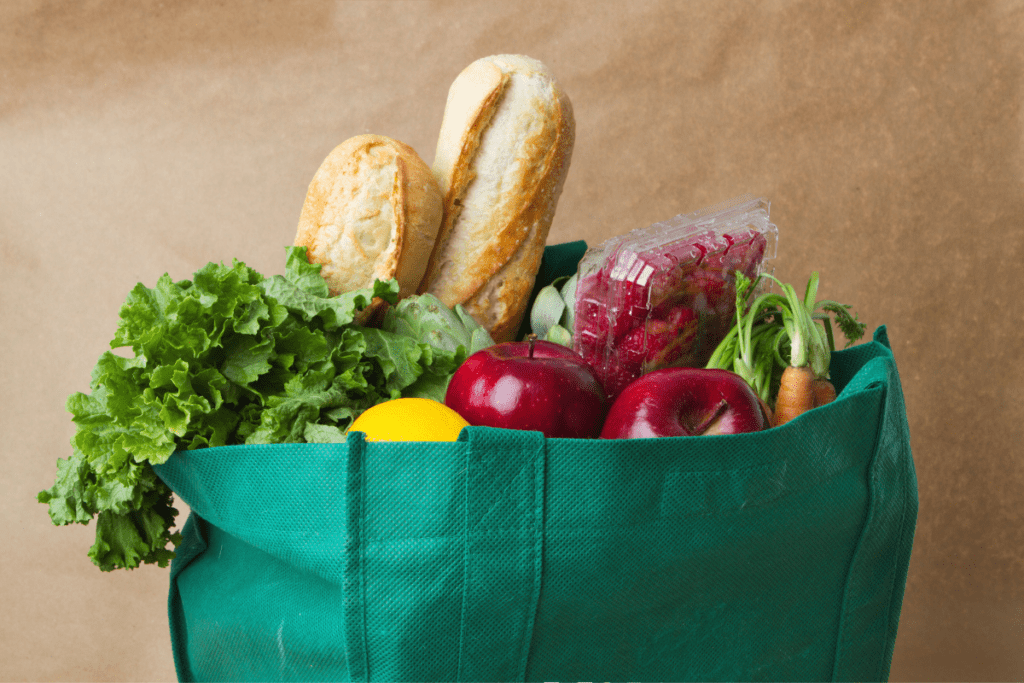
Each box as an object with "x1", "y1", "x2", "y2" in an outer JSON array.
[
  {"x1": 283, "y1": 245, "x2": 331, "y2": 297},
  {"x1": 42, "y1": 245, "x2": 497, "y2": 572},
  {"x1": 89, "y1": 484, "x2": 180, "y2": 571},
  {"x1": 400, "y1": 371, "x2": 452, "y2": 402},
  {"x1": 819, "y1": 301, "x2": 867, "y2": 347},
  {"x1": 383, "y1": 294, "x2": 493, "y2": 357},
  {"x1": 530, "y1": 281, "x2": 567, "y2": 340},
  {"x1": 544, "y1": 324, "x2": 573, "y2": 347},
  {"x1": 260, "y1": 272, "x2": 398, "y2": 332},
  {"x1": 707, "y1": 270, "x2": 865, "y2": 407},
  {"x1": 303, "y1": 423, "x2": 348, "y2": 444},
  {"x1": 37, "y1": 450, "x2": 95, "y2": 525},
  {"x1": 360, "y1": 327, "x2": 425, "y2": 395},
  {"x1": 221, "y1": 333, "x2": 275, "y2": 385},
  {"x1": 560, "y1": 272, "x2": 578, "y2": 331}
]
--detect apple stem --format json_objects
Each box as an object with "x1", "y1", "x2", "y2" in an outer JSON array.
[
  {"x1": 690, "y1": 399, "x2": 730, "y2": 436},
  {"x1": 527, "y1": 333, "x2": 537, "y2": 359}
]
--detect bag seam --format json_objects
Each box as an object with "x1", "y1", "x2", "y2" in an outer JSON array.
[
  {"x1": 516, "y1": 435, "x2": 545, "y2": 681},
  {"x1": 168, "y1": 513, "x2": 207, "y2": 683},
  {"x1": 343, "y1": 437, "x2": 369, "y2": 683},
  {"x1": 456, "y1": 439, "x2": 470, "y2": 682},
  {"x1": 830, "y1": 378, "x2": 888, "y2": 681},
  {"x1": 873, "y1": 367, "x2": 916, "y2": 681},
  {"x1": 872, "y1": 460, "x2": 909, "y2": 682}
]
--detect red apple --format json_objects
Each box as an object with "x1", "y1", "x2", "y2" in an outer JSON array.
[
  {"x1": 445, "y1": 336, "x2": 608, "y2": 439},
  {"x1": 600, "y1": 367, "x2": 769, "y2": 439}
]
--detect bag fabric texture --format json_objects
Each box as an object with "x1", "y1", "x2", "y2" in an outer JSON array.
[{"x1": 155, "y1": 242, "x2": 918, "y2": 682}]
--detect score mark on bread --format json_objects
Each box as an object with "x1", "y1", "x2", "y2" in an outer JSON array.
[
  {"x1": 418, "y1": 54, "x2": 575, "y2": 343},
  {"x1": 294, "y1": 134, "x2": 443, "y2": 311}
]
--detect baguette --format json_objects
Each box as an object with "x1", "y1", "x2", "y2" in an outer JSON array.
[
  {"x1": 418, "y1": 54, "x2": 575, "y2": 342},
  {"x1": 294, "y1": 134, "x2": 443, "y2": 311}
]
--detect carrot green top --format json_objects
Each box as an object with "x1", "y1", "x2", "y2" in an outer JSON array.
[{"x1": 706, "y1": 271, "x2": 867, "y2": 406}]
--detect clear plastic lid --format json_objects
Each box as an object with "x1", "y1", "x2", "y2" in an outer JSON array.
[{"x1": 572, "y1": 194, "x2": 778, "y2": 399}]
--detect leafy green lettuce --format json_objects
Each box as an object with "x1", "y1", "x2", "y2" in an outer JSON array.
[{"x1": 39, "y1": 247, "x2": 492, "y2": 571}]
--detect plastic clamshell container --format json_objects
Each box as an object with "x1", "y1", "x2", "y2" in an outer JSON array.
[{"x1": 572, "y1": 194, "x2": 778, "y2": 399}]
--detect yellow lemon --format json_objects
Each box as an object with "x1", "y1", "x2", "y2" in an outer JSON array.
[{"x1": 347, "y1": 398, "x2": 470, "y2": 442}]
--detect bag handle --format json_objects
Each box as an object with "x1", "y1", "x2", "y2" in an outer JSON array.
[{"x1": 456, "y1": 426, "x2": 546, "y2": 682}]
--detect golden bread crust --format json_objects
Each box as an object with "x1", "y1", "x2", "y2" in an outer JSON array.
[
  {"x1": 294, "y1": 134, "x2": 443, "y2": 304},
  {"x1": 419, "y1": 55, "x2": 575, "y2": 342}
]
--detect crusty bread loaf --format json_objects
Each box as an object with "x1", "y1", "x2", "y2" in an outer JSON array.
[
  {"x1": 418, "y1": 54, "x2": 575, "y2": 342},
  {"x1": 294, "y1": 134, "x2": 443, "y2": 308}
]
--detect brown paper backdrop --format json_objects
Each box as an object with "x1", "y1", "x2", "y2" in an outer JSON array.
[{"x1": 3, "y1": 1, "x2": 1022, "y2": 680}]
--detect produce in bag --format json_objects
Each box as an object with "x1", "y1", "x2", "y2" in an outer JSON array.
[
  {"x1": 37, "y1": 247, "x2": 493, "y2": 571},
  {"x1": 157, "y1": 280, "x2": 917, "y2": 683},
  {"x1": 571, "y1": 194, "x2": 778, "y2": 399},
  {"x1": 706, "y1": 269, "x2": 867, "y2": 426}
]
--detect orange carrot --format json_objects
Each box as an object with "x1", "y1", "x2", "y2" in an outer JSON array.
[
  {"x1": 773, "y1": 371, "x2": 837, "y2": 427},
  {"x1": 812, "y1": 378, "x2": 837, "y2": 408},
  {"x1": 706, "y1": 270, "x2": 865, "y2": 428},
  {"x1": 773, "y1": 365, "x2": 816, "y2": 427}
]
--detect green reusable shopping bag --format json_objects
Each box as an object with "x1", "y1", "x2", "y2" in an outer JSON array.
[{"x1": 154, "y1": 243, "x2": 917, "y2": 682}]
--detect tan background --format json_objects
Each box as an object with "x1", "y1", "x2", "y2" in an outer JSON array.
[{"x1": 2, "y1": 1, "x2": 1022, "y2": 680}]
